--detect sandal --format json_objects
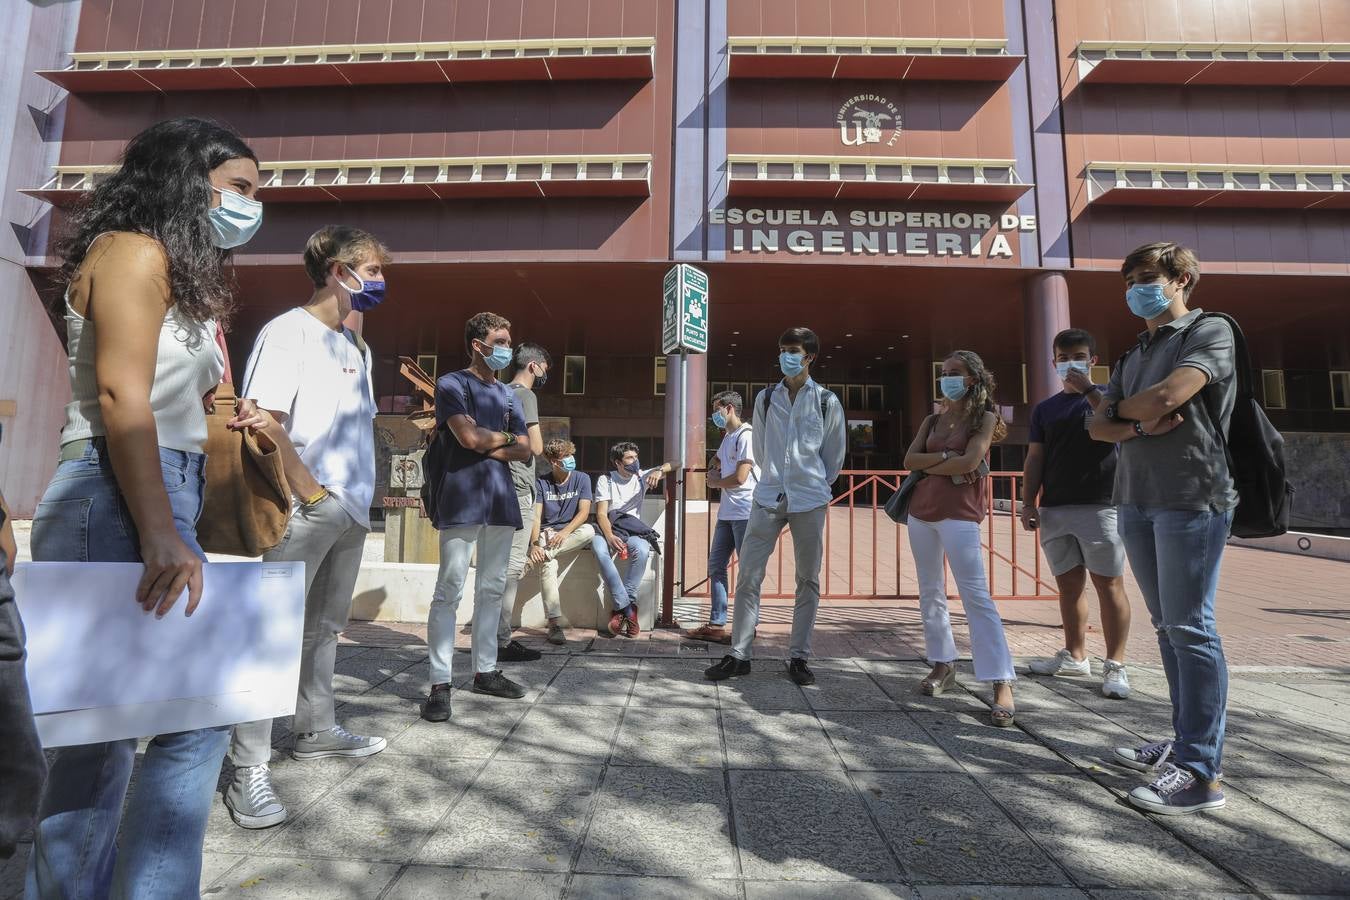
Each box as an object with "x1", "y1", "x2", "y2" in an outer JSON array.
[
  {"x1": 920, "y1": 664, "x2": 956, "y2": 696},
  {"x1": 990, "y1": 680, "x2": 1015, "y2": 727}
]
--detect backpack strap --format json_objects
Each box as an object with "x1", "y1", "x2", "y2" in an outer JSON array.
[
  {"x1": 1190, "y1": 312, "x2": 1254, "y2": 401},
  {"x1": 758, "y1": 380, "x2": 836, "y2": 423}
]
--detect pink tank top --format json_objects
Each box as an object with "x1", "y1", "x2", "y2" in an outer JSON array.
[{"x1": 908, "y1": 419, "x2": 988, "y2": 524}]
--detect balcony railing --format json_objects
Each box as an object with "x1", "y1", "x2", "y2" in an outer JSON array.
[
  {"x1": 25, "y1": 154, "x2": 653, "y2": 206},
  {"x1": 729, "y1": 36, "x2": 1022, "y2": 81},
  {"x1": 1076, "y1": 40, "x2": 1350, "y2": 86},
  {"x1": 1086, "y1": 162, "x2": 1350, "y2": 209},
  {"x1": 38, "y1": 37, "x2": 656, "y2": 92},
  {"x1": 726, "y1": 154, "x2": 1030, "y2": 201}
]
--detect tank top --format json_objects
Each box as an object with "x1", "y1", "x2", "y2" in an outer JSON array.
[
  {"x1": 60, "y1": 235, "x2": 226, "y2": 453},
  {"x1": 908, "y1": 416, "x2": 988, "y2": 524}
]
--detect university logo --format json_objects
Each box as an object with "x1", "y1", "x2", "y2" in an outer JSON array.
[{"x1": 836, "y1": 93, "x2": 902, "y2": 148}]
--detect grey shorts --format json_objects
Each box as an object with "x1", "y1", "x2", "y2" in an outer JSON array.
[{"x1": 1038, "y1": 504, "x2": 1125, "y2": 578}]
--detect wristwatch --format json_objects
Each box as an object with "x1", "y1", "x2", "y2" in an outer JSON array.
[
  {"x1": 940, "y1": 450, "x2": 952, "y2": 462},
  {"x1": 1132, "y1": 421, "x2": 1149, "y2": 438}
]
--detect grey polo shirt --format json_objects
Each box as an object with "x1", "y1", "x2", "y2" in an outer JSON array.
[{"x1": 1102, "y1": 308, "x2": 1238, "y2": 512}]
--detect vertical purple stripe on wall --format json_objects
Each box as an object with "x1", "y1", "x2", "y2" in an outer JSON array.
[
  {"x1": 705, "y1": 0, "x2": 728, "y2": 260},
  {"x1": 671, "y1": 0, "x2": 709, "y2": 261},
  {"x1": 1022, "y1": 0, "x2": 1073, "y2": 270},
  {"x1": 1003, "y1": 0, "x2": 1041, "y2": 268}
]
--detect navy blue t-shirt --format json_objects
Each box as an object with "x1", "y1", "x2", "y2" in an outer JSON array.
[
  {"x1": 431, "y1": 369, "x2": 527, "y2": 529},
  {"x1": 536, "y1": 470, "x2": 592, "y2": 530},
  {"x1": 1029, "y1": 387, "x2": 1117, "y2": 507}
]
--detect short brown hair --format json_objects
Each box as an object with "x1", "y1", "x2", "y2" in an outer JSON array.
[
  {"x1": 302, "y1": 225, "x2": 391, "y2": 288},
  {"x1": 1121, "y1": 241, "x2": 1200, "y2": 298},
  {"x1": 543, "y1": 439, "x2": 576, "y2": 460},
  {"x1": 465, "y1": 311, "x2": 511, "y2": 356}
]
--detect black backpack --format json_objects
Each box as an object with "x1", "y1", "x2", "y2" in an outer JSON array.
[
  {"x1": 1194, "y1": 313, "x2": 1294, "y2": 538},
  {"x1": 756, "y1": 382, "x2": 835, "y2": 426}
]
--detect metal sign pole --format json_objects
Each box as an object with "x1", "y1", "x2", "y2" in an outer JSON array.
[{"x1": 677, "y1": 349, "x2": 688, "y2": 600}]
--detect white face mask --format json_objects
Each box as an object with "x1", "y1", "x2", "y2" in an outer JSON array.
[
  {"x1": 208, "y1": 186, "x2": 263, "y2": 249},
  {"x1": 1055, "y1": 361, "x2": 1091, "y2": 380}
]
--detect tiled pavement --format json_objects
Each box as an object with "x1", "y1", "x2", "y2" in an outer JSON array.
[{"x1": 4, "y1": 646, "x2": 1346, "y2": 899}]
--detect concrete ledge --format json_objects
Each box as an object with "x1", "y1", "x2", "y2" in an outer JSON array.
[{"x1": 1228, "y1": 530, "x2": 1350, "y2": 563}]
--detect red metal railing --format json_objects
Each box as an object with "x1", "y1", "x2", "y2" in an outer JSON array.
[{"x1": 659, "y1": 469, "x2": 1057, "y2": 622}]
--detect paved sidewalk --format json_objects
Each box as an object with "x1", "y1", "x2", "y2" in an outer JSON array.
[{"x1": 5, "y1": 645, "x2": 1346, "y2": 899}]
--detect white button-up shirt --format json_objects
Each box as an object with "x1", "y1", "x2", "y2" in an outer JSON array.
[{"x1": 751, "y1": 378, "x2": 848, "y2": 513}]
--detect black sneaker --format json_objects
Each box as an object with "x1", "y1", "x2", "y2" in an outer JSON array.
[
  {"x1": 704, "y1": 654, "x2": 751, "y2": 681},
  {"x1": 787, "y1": 658, "x2": 816, "y2": 686},
  {"x1": 421, "y1": 683, "x2": 452, "y2": 722},
  {"x1": 498, "y1": 640, "x2": 543, "y2": 662},
  {"x1": 473, "y1": 670, "x2": 527, "y2": 699}
]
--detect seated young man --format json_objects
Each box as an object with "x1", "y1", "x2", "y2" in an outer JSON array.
[
  {"x1": 590, "y1": 441, "x2": 673, "y2": 638},
  {"x1": 525, "y1": 439, "x2": 596, "y2": 643}
]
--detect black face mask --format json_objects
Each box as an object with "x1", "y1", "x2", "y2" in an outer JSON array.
[{"x1": 533, "y1": 366, "x2": 548, "y2": 387}]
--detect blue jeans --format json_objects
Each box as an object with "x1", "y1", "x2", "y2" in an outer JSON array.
[
  {"x1": 1117, "y1": 504, "x2": 1232, "y2": 783},
  {"x1": 707, "y1": 518, "x2": 748, "y2": 626},
  {"x1": 590, "y1": 532, "x2": 651, "y2": 611},
  {"x1": 26, "y1": 440, "x2": 229, "y2": 900}
]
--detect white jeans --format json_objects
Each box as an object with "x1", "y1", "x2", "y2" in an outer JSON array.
[
  {"x1": 907, "y1": 516, "x2": 1016, "y2": 683},
  {"x1": 428, "y1": 524, "x2": 514, "y2": 684}
]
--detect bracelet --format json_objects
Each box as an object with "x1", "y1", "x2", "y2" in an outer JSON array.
[
  {"x1": 302, "y1": 486, "x2": 329, "y2": 506},
  {"x1": 500, "y1": 431, "x2": 515, "y2": 448}
]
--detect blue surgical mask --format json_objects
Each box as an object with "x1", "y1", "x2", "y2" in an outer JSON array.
[
  {"x1": 337, "y1": 266, "x2": 386, "y2": 312},
  {"x1": 779, "y1": 351, "x2": 806, "y2": 377},
  {"x1": 1055, "y1": 361, "x2": 1091, "y2": 380},
  {"x1": 477, "y1": 342, "x2": 513, "y2": 371},
  {"x1": 711, "y1": 410, "x2": 727, "y2": 429},
  {"x1": 209, "y1": 186, "x2": 263, "y2": 249},
  {"x1": 1126, "y1": 283, "x2": 1172, "y2": 319},
  {"x1": 624, "y1": 460, "x2": 641, "y2": 475},
  {"x1": 560, "y1": 455, "x2": 576, "y2": 472},
  {"x1": 939, "y1": 376, "x2": 969, "y2": 401}
]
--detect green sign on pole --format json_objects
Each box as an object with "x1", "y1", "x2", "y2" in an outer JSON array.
[{"x1": 661, "y1": 263, "x2": 710, "y2": 355}]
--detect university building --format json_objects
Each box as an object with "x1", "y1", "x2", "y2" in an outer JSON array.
[{"x1": 2, "y1": 0, "x2": 1348, "y2": 532}]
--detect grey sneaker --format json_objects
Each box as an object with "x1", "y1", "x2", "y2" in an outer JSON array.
[
  {"x1": 225, "y1": 763, "x2": 287, "y2": 829},
  {"x1": 1102, "y1": 660, "x2": 1131, "y2": 699},
  {"x1": 1114, "y1": 739, "x2": 1173, "y2": 772},
  {"x1": 1028, "y1": 648, "x2": 1092, "y2": 677},
  {"x1": 293, "y1": 724, "x2": 387, "y2": 760},
  {"x1": 547, "y1": 623, "x2": 567, "y2": 645}
]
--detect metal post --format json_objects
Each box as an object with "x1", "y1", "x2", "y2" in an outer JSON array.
[{"x1": 677, "y1": 349, "x2": 689, "y2": 593}]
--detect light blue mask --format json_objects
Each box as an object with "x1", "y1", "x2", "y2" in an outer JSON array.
[
  {"x1": 711, "y1": 410, "x2": 728, "y2": 429},
  {"x1": 209, "y1": 186, "x2": 263, "y2": 249},
  {"x1": 560, "y1": 455, "x2": 576, "y2": 472},
  {"x1": 1126, "y1": 283, "x2": 1172, "y2": 319},
  {"x1": 939, "y1": 376, "x2": 970, "y2": 401},
  {"x1": 779, "y1": 351, "x2": 806, "y2": 377},
  {"x1": 1055, "y1": 361, "x2": 1091, "y2": 380},
  {"x1": 478, "y1": 342, "x2": 513, "y2": 371}
]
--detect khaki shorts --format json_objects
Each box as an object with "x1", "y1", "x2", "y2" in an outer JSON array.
[{"x1": 1038, "y1": 504, "x2": 1125, "y2": 578}]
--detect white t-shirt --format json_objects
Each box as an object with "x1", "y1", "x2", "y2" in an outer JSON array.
[
  {"x1": 593, "y1": 466, "x2": 661, "y2": 519},
  {"x1": 242, "y1": 307, "x2": 376, "y2": 529},
  {"x1": 715, "y1": 424, "x2": 758, "y2": 521}
]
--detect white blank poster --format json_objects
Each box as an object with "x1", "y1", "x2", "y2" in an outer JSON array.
[{"x1": 12, "y1": 561, "x2": 305, "y2": 747}]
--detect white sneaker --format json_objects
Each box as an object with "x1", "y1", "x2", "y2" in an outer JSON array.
[
  {"x1": 1028, "y1": 648, "x2": 1091, "y2": 677},
  {"x1": 1102, "y1": 660, "x2": 1130, "y2": 699}
]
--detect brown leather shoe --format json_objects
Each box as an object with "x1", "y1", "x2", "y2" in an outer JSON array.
[{"x1": 685, "y1": 623, "x2": 729, "y2": 643}]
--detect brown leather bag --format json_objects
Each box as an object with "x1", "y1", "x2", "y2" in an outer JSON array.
[{"x1": 196, "y1": 383, "x2": 292, "y2": 557}]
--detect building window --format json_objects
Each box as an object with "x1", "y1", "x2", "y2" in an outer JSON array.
[
  {"x1": 1262, "y1": 370, "x2": 1286, "y2": 409},
  {"x1": 564, "y1": 355, "x2": 586, "y2": 395},
  {"x1": 866, "y1": 384, "x2": 884, "y2": 411},
  {"x1": 1090, "y1": 365, "x2": 1111, "y2": 386},
  {"x1": 846, "y1": 384, "x2": 865, "y2": 410},
  {"x1": 654, "y1": 357, "x2": 667, "y2": 397},
  {"x1": 1332, "y1": 371, "x2": 1350, "y2": 410}
]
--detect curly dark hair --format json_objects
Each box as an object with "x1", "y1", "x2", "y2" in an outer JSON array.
[{"x1": 56, "y1": 117, "x2": 259, "y2": 325}]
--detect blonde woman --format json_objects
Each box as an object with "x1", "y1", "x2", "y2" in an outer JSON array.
[{"x1": 903, "y1": 350, "x2": 1017, "y2": 726}]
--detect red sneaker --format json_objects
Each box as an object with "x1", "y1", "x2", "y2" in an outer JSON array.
[
  {"x1": 624, "y1": 605, "x2": 640, "y2": 639},
  {"x1": 607, "y1": 610, "x2": 625, "y2": 637}
]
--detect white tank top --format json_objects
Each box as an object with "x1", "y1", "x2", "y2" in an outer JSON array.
[{"x1": 60, "y1": 238, "x2": 226, "y2": 453}]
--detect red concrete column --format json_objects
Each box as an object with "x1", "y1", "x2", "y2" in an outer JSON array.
[{"x1": 1025, "y1": 272, "x2": 1072, "y2": 408}]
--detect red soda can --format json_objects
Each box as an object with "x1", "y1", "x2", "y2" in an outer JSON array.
[{"x1": 618, "y1": 543, "x2": 629, "y2": 560}]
